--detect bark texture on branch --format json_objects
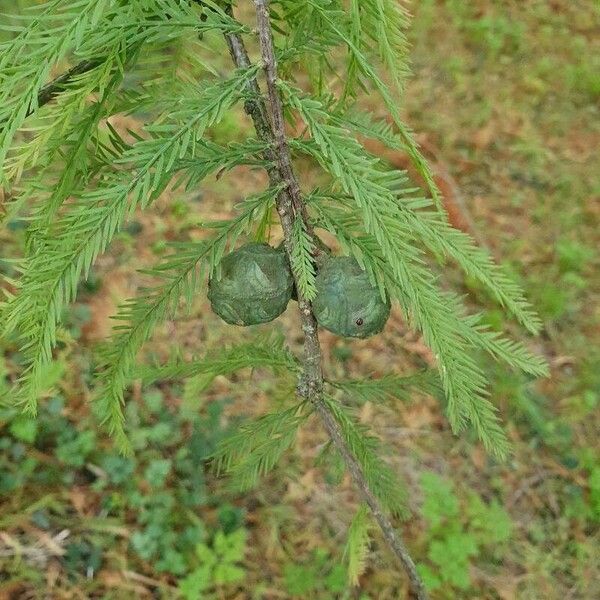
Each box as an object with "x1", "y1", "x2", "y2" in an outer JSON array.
[{"x1": 252, "y1": 0, "x2": 324, "y2": 401}]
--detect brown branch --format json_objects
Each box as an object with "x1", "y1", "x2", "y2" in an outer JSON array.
[
  {"x1": 252, "y1": 0, "x2": 324, "y2": 400},
  {"x1": 0, "y1": 58, "x2": 102, "y2": 132},
  {"x1": 224, "y1": 12, "x2": 324, "y2": 396},
  {"x1": 225, "y1": 2, "x2": 427, "y2": 597}
]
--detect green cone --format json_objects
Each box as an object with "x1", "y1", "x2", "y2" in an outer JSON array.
[
  {"x1": 313, "y1": 256, "x2": 390, "y2": 338},
  {"x1": 208, "y1": 243, "x2": 294, "y2": 326}
]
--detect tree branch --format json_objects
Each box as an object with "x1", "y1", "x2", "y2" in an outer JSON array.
[
  {"x1": 0, "y1": 58, "x2": 102, "y2": 133},
  {"x1": 29, "y1": 59, "x2": 102, "y2": 117},
  {"x1": 313, "y1": 398, "x2": 427, "y2": 599},
  {"x1": 252, "y1": 0, "x2": 324, "y2": 400},
  {"x1": 226, "y1": 2, "x2": 427, "y2": 597},
  {"x1": 223, "y1": 7, "x2": 323, "y2": 394}
]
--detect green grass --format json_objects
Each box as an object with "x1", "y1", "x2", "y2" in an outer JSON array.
[{"x1": 405, "y1": 2, "x2": 600, "y2": 597}]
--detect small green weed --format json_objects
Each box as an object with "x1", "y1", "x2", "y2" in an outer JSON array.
[
  {"x1": 418, "y1": 472, "x2": 512, "y2": 594},
  {"x1": 0, "y1": 383, "x2": 244, "y2": 585},
  {"x1": 178, "y1": 528, "x2": 248, "y2": 599},
  {"x1": 283, "y1": 548, "x2": 347, "y2": 598}
]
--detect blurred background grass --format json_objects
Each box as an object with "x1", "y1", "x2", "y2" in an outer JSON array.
[{"x1": 0, "y1": 1, "x2": 599, "y2": 598}]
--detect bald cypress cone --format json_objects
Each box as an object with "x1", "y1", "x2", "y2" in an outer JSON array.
[
  {"x1": 208, "y1": 243, "x2": 294, "y2": 326},
  {"x1": 313, "y1": 256, "x2": 390, "y2": 338}
]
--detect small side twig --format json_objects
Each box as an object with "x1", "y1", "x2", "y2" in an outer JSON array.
[
  {"x1": 0, "y1": 58, "x2": 102, "y2": 132},
  {"x1": 29, "y1": 59, "x2": 102, "y2": 117},
  {"x1": 314, "y1": 399, "x2": 426, "y2": 599}
]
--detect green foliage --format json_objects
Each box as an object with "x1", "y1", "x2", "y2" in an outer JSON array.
[
  {"x1": 213, "y1": 402, "x2": 309, "y2": 492},
  {"x1": 178, "y1": 528, "x2": 248, "y2": 599},
  {"x1": 0, "y1": 384, "x2": 244, "y2": 579},
  {"x1": 8, "y1": 415, "x2": 38, "y2": 444},
  {"x1": 0, "y1": 1, "x2": 597, "y2": 597},
  {"x1": 344, "y1": 503, "x2": 371, "y2": 586},
  {"x1": 136, "y1": 333, "x2": 298, "y2": 385},
  {"x1": 586, "y1": 465, "x2": 600, "y2": 522},
  {"x1": 323, "y1": 396, "x2": 407, "y2": 516},
  {"x1": 311, "y1": 191, "x2": 546, "y2": 456},
  {"x1": 418, "y1": 472, "x2": 513, "y2": 593},
  {"x1": 3, "y1": 66, "x2": 262, "y2": 431},
  {"x1": 329, "y1": 370, "x2": 441, "y2": 405},
  {"x1": 283, "y1": 548, "x2": 347, "y2": 598},
  {"x1": 290, "y1": 216, "x2": 317, "y2": 301},
  {"x1": 0, "y1": 0, "x2": 545, "y2": 462},
  {"x1": 575, "y1": 448, "x2": 600, "y2": 524},
  {"x1": 97, "y1": 186, "x2": 280, "y2": 448},
  {"x1": 556, "y1": 239, "x2": 595, "y2": 274}
]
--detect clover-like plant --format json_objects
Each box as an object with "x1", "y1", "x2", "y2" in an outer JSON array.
[{"x1": 0, "y1": 1, "x2": 548, "y2": 596}]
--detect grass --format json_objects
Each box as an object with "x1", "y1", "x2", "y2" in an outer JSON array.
[{"x1": 1, "y1": 0, "x2": 599, "y2": 598}]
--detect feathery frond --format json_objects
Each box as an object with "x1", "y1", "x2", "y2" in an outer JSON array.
[
  {"x1": 0, "y1": 0, "x2": 110, "y2": 169},
  {"x1": 96, "y1": 186, "x2": 283, "y2": 443},
  {"x1": 344, "y1": 503, "x2": 371, "y2": 586},
  {"x1": 329, "y1": 370, "x2": 442, "y2": 405},
  {"x1": 290, "y1": 216, "x2": 317, "y2": 301},
  {"x1": 135, "y1": 334, "x2": 298, "y2": 386},
  {"x1": 302, "y1": 0, "x2": 444, "y2": 212},
  {"x1": 347, "y1": 0, "x2": 411, "y2": 93},
  {"x1": 323, "y1": 396, "x2": 407, "y2": 516},
  {"x1": 311, "y1": 193, "x2": 547, "y2": 374},
  {"x1": 212, "y1": 403, "x2": 309, "y2": 492},
  {"x1": 287, "y1": 93, "x2": 542, "y2": 455},
  {"x1": 1, "y1": 0, "x2": 246, "y2": 179},
  {"x1": 312, "y1": 196, "x2": 512, "y2": 457},
  {"x1": 2, "y1": 67, "x2": 259, "y2": 417}
]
